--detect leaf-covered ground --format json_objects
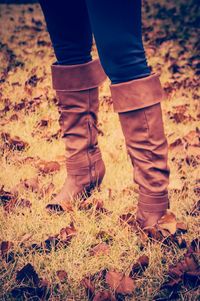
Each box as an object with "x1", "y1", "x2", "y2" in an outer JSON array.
[{"x1": 0, "y1": 0, "x2": 199, "y2": 300}]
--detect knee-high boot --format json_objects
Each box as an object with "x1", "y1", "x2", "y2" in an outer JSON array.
[
  {"x1": 110, "y1": 73, "x2": 170, "y2": 228},
  {"x1": 46, "y1": 59, "x2": 107, "y2": 212}
]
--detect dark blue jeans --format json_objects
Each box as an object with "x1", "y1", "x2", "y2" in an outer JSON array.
[{"x1": 39, "y1": 0, "x2": 151, "y2": 84}]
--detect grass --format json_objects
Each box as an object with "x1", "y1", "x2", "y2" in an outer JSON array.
[{"x1": 0, "y1": 1, "x2": 199, "y2": 300}]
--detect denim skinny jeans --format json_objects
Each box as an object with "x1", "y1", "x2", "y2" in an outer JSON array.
[{"x1": 39, "y1": 0, "x2": 151, "y2": 84}]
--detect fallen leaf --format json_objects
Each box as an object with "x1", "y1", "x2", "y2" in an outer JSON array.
[
  {"x1": 129, "y1": 255, "x2": 149, "y2": 278},
  {"x1": 81, "y1": 276, "x2": 95, "y2": 300},
  {"x1": 183, "y1": 129, "x2": 200, "y2": 146},
  {"x1": 23, "y1": 177, "x2": 39, "y2": 192},
  {"x1": 11, "y1": 263, "x2": 50, "y2": 300},
  {"x1": 4, "y1": 198, "x2": 32, "y2": 213},
  {"x1": 90, "y1": 243, "x2": 110, "y2": 256},
  {"x1": 95, "y1": 231, "x2": 113, "y2": 244},
  {"x1": 36, "y1": 160, "x2": 60, "y2": 173},
  {"x1": 119, "y1": 213, "x2": 136, "y2": 227},
  {"x1": 16, "y1": 263, "x2": 40, "y2": 286},
  {"x1": 105, "y1": 271, "x2": 135, "y2": 294},
  {"x1": 157, "y1": 212, "x2": 177, "y2": 235},
  {"x1": 169, "y1": 138, "x2": 184, "y2": 152},
  {"x1": 0, "y1": 241, "x2": 14, "y2": 257},
  {"x1": 12, "y1": 178, "x2": 39, "y2": 194},
  {"x1": 176, "y1": 222, "x2": 187, "y2": 233},
  {"x1": 162, "y1": 253, "x2": 200, "y2": 290},
  {"x1": 36, "y1": 118, "x2": 50, "y2": 128},
  {"x1": 10, "y1": 113, "x2": 19, "y2": 121},
  {"x1": 46, "y1": 200, "x2": 73, "y2": 214},
  {"x1": 0, "y1": 186, "x2": 16, "y2": 206},
  {"x1": 59, "y1": 223, "x2": 77, "y2": 243},
  {"x1": 93, "y1": 290, "x2": 116, "y2": 301},
  {"x1": 40, "y1": 182, "x2": 55, "y2": 198},
  {"x1": 188, "y1": 238, "x2": 200, "y2": 255},
  {"x1": 25, "y1": 74, "x2": 40, "y2": 87},
  {"x1": 1, "y1": 132, "x2": 29, "y2": 151},
  {"x1": 56, "y1": 270, "x2": 68, "y2": 283}
]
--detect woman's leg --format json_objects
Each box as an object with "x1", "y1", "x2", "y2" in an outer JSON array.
[
  {"x1": 39, "y1": 0, "x2": 93, "y2": 65},
  {"x1": 85, "y1": 0, "x2": 151, "y2": 84},
  {"x1": 85, "y1": 0, "x2": 170, "y2": 227},
  {"x1": 38, "y1": 0, "x2": 107, "y2": 211}
]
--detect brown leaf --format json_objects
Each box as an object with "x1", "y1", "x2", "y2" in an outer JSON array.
[
  {"x1": 40, "y1": 182, "x2": 55, "y2": 198},
  {"x1": 157, "y1": 212, "x2": 177, "y2": 235},
  {"x1": 1, "y1": 132, "x2": 29, "y2": 151},
  {"x1": 188, "y1": 238, "x2": 200, "y2": 255},
  {"x1": 46, "y1": 200, "x2": 73, "y2": 214},
  {"x1": 23, "y1": 178, "x2": 39, "y2": 192},
  {"x1": 162, "y1": 253, "x2": 200, "y2": 289},
  {"x1": 79, "y1": 198, "x2": 108, "y2": 214},
  {"x1": 170, "y1": 104, "x2": 190, "y2": 123},
  {"x1": 4, "y1": 198, "x2": 32, "y2": 213},
  {"x1": 169, "y1": 138, "x2": 184, "y2": 152},
  {"x1": 119, "y1": 213, "x2": 136, "y2": 227},
  {"x1": 90, "y1": 243, "x2": 110, "y2": 256},
  {"x1": 183, "y1": 129, "x2": 200, "y2": 146},
  {"x1": 0, "y1": 186, "x2": 15, "y2": 205},
  {"x1": 129, "y1": 255, "x2": 149, "y2": 278},
  {"x1": 16, "y1": 263, "x2": 40, "y2": 286},
  {"x1": 37, "y1": 160, "x2": 60, "y2": 173},
  {"x1": 176, "y1": 222, "x2": 188, "y2": 233},
  {"x1": 12, "y1": 178, "x2": 39, "y2": 194},
  {"x1": 81, "y1": 277, "x2": 95, "y2": 299},
  {"x1": 93, "y1": 290, "x2": 116, "y2": 301},
  {"x1": 56, "y1": 270, "x2": 68, "y2": 282},
  {"x1": 95, "y1": 231, "x2": 113, "y2": 244},
  {"x1": 39, "y1": 235, "x2": 60, "y2": 253},
  {"x1": 59, "y1": 223, "x2": 77, "y2": 243},
  {"x1": 0, "y1": 241, "x2": 14, "y2": 257},
  {"x1": 185, "y1": 148, "x2": 200, "y2": 166},
  {"x1": 105, "y1": 271, "x2": 135, "y2": 294},
  {"x1": 184, "y1": 253, "x2": 199, "y2": 272},
  {"x1": 143, "y1": 226, "x2": 164, "y2": 241},
  {"x1": 11, "y1": 263, "x2": 50, "y2": 300},
  {"x1": 25, "y1": 74, "x2": 39, "y2": 87},
  {"x1": 10, "y1": 113, "x2": 19, "y2": 121},
  {"x1": 36, "y1": 118, "x2": 49, "y2": 128},
  {"x1": 173, "y1": 236, "x2": 187, "y2": 249}
]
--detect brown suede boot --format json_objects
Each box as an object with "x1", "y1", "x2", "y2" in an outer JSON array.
[
  {"x1": 110, "y1": 73, "x2": 170, "y2": 228},
  {"x1": 46, "y1": 59, "x2": 107, "y2": 212}
]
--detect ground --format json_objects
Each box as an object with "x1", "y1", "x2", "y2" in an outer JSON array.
[{"x1": 0, "y1": 0, "x2": 199, "y2": 300}]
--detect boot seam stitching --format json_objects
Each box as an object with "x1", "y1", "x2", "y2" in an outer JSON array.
[
  {"x1": 143, "y1": 109, "x2": 154, "y2": 162},
  {"x1": 87, "y1": 89, "x2": 92, "y2": 184}
]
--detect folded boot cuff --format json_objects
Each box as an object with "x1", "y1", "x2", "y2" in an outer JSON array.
[
  {"x1": 51, "y1": 58, "x2": 107, "y2": 91},
  {"x1": 138, "y1": 191, "x2": 170, "y2": 212},
  {"x1": 110, "y1": 73, "x2": 166, "y2": 113}
]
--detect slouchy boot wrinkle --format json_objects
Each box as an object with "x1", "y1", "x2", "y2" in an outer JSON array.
[
  {"x1": 110, "y1": 74, "x2": 171, "y2": 228},
  {"x1": 46, "y1": 59, "x2": 107, "y2": 212}
]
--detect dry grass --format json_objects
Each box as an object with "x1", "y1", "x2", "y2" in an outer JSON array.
[{"x1": 0, "y1": 1, "x2": 199, "y2": 300}]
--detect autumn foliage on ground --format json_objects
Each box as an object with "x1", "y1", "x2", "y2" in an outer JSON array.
[{"x1": 0, "y1": 0, "x2": 199, "y2": 300}]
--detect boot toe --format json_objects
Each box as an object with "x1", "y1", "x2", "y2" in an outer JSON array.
[{"x1": 136, "y1": 208, "x2": 167, "y2": 229}]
